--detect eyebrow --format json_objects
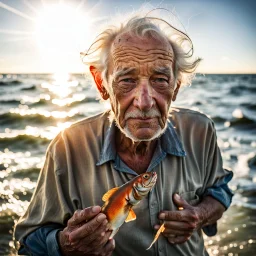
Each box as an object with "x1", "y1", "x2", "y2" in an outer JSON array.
[
  {"x1": 112, "y1": 67, "x2": 137, "y2": 81},
  {"x1": 152, "y1": 67, "x2": 172, "y2": 77}
]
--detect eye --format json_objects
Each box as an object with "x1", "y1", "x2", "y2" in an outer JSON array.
[
  {"x1": 143, "y1": 174, "x2": 150, "y2": 179},
  {"x1": 151, "y1": 77, "x2": 169, "y2": 83},
  {"x1": 118, "y1": 77, "x2": 137, "y2": 85},
  {"x1": 121, "y1": 78, "x2": 136, "y2": 83}
]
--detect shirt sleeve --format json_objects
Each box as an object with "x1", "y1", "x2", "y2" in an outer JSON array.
[
  {"x1": 201, "y1": 121, "x2": 234, "y2": 236},
  {"x1": 14, "y1": 133, "x2": 78, "y2": 251},
  {"x1": 203, "y1": 170, "x2": 233, "y2": 209},
  {"x1": 19, "y1": 226, "x2": 62, "y2": 256}
]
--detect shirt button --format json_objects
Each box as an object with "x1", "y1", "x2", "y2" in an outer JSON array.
[{"x1": 151, "y1": 203, "x2": 156, "y2": 208}]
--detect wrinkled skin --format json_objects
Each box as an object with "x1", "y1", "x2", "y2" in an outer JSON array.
[
  {"x1": 58, "y1": 206, "x2": 115, "y2": 256},
  {"x1": 155, "y1": 194, "x2": 225, "y2": 244},
  {"x1": 108, "y1": 33, "x2": 180, "y2": 142},
  {"x1": 91, "y1": 33, "x2": 180, "y2": 142}
]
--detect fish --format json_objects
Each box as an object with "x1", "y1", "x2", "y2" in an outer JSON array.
[{"x1": 101, "y1": 172, "x2": 157, "y2": 239}]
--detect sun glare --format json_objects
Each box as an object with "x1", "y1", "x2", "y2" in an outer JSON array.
[{"x1": 35, "y1": 3, "x2": 91, "y2": 72}]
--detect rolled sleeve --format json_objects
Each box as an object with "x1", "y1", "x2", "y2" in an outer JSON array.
[
  {"x1": 203, "y1": 171, "x2": 234, "y2": 209},
  {"x1": 20, "y1": 226, "x2": 62, "y2": 255},
  {"x1": 202, "y1": 171, "x2": 233, "y2": 236},
  {"x1": 46, "y1": 229, "x2": 62, "y2": 256}
]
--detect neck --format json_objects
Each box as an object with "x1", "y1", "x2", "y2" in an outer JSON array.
[{"x1": 116, "y1": 130, "x2": 157, "y2": 174}]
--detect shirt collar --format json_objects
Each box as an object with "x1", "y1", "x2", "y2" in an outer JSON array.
[{"x1": 96, "y1": 119, "x2": 186, "y2": 166}]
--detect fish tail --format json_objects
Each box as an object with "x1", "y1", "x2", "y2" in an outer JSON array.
[{"x1": 146, "y1": 223, "x2": 165, "y2": 250}]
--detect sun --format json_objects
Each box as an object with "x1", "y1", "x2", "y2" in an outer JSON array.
[{"x1": 35, "y1": 3, "x2": 92, "y2": 72}]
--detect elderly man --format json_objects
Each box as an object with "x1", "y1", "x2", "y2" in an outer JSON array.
[{"x1": 14, "y1": 16, "x2": 233, "y2": 256}]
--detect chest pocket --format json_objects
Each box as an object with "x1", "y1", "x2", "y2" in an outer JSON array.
[{"x1": 180, "y1": 191, "x2": 200, "y2": 206}]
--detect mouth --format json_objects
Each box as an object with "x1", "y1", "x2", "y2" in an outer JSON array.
[
  {"x1": 134, "y1": 117, "x2": 155, "y2": 121},
  {"x1": 127, "y1": 116, "x2": 157, "y2": 121},
  {"x1": 151, "y1": 172, "x2": 157, "y2": 183}
]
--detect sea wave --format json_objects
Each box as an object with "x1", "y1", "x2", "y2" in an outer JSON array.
[
  {"x1": 0, "y1": 99, "x2": 20, "y2": 105},
  {"x1": 229, "y1": 116, "x2": 256, "y2": 127},
  {"x1": 240, "y1": 103, "x2": 256, "y2": 110},
  {"x1": 230, "y1": 85, "x2": 256, "y2": 95},
  {"x1": 21, "y1": 85, "x2": 36, "y2": 90},
  {"x1": 0, "y1": 134, "x2": 50, "y2": 149},
  {"x1": 0, "y1": 112, "x2": 56, "y2": 125},
  {"x1": 0, "y1": 80, "x2": 22, "y2": 86},
  {"x1": 211, "y1": 115, "x2": 227, "y2": 123},
  {"x1": 11, "y1": 167, "x2": 41, "y2": 181},
  {"x1": 0, "y1": 110, "x2": 83, "y2": 126}
]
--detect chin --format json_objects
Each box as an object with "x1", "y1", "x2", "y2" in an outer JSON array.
[{"x1": 122, "y1": 125, "x2": 167, "y2": 142}]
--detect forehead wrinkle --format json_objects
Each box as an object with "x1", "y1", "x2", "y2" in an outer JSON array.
[
  {"x1": 112, "y1": 45, "x2": 174, "y2": 63},
  {"x1": 112, "y1": 67, "x2": 137, "y2": 81}
]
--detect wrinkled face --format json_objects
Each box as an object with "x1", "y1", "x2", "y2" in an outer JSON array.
[{"x1": 107, "y1": 33, "x2": 179, "y2": 141}]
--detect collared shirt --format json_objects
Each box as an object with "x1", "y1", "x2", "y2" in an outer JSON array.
[{"x1": 15, "y1": 108, "x2": 233, "y2": 256}]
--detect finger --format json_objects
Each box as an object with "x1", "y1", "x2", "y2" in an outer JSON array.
[
  {"x1": 104, "y1": 238, "x2": 115, "y2": 256},
  {"x1": 159, "y1": 209, "x2": 198, "y2": 223},
  {"x1": 69, "y1": 213, "x2": 107, "y2": 242},
  {"x1": 67, "y1": 206, "x2": 101, "y2": 227},
  {"x1": 158, "y1": 220, "x2": 196, "y2": 231},
  {"x1": 70, "y1": 219, "x2": 108, "y2": 248},
  {"x1": 154, "y1": 224, "x2": 193, "y2": 236},
  {"x1": 168, "y1": 235, "x2": 191, "y2": 244},
  {"x1": 173, "y1": 194, "x2": 191, "y2": 209},
  {"x1": 163, "y1": 229, "x2": 193, "y2": 237},
  {"x1": 77, "y1": 230, "x2": 112, "y2": 254},
  {"x1": 90, "y1": 230, "x2": 112, "y2": 252}
]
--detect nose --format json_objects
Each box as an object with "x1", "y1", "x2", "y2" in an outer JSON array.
[{"x1": 134, "y1": 79, "x2": 154, "y2": 111}]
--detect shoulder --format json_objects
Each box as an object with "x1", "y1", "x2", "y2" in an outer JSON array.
[
  {"x1": 169, "y1": 107, "x2": 214, "y2": 127},
  {"x1": 47, "y1": 111, "x2": 110, "y2": 154},
  {"x1": 69, "y1": 110, "x2": 110, "y2": 130},
  {"x1": 169, "y1": 107, "x2": 216, "y2": 140}
]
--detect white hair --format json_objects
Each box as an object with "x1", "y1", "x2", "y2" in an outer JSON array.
[{"x1": 81, "y1": 15, "x2": 202, "y2": 90}]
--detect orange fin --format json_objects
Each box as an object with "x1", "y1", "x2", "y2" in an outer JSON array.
[
  {"x1": 125, "y1": 209, "x2": 136, "y2": 222},
  {"x1": 102, "y1": 187, "x2": 119, "y2": 202},
  {"x1": 146, "y1": 223, "x2": 165, "y2": 250}
]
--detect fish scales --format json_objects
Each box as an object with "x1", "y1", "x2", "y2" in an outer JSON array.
[{"x1": 101, "y1": 172, "x2": 157, "y2": 240}]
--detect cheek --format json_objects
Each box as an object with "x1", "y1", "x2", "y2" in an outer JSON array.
[
  {"x1": 156, "y1": 90, "x2": 173, "y2": 112},
  {"x1": 111, "y1": 83, "x2": 131, "y2": 125}
]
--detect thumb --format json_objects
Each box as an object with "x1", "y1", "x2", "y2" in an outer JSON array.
[{"x1": 173, "y1": 193, "x2": 190, "y2": 209}]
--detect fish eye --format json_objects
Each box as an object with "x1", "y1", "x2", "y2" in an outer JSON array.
[{"x1": 143, "y1": 174, "x2": 149, "y2": 179}]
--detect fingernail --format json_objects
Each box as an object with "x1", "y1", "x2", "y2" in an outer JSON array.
[
  {"x1": 154, "y1": 225, "x2": 160, "y2": 230},
  {"x1": 175, "y1": 193, "x2": 180, "y2": 199},
  {"x1": 92, "y1": 206, "x2": 101, "y2": 213},
  {"x1": 159, "y1": 213, "x2": 165, "y2": 219},
  {"x1": 97, "y1": 214, "x2": 106, "y2": 222},
  {"x1": 101, "y1": 231, "x2": 105, "y2": 237}
]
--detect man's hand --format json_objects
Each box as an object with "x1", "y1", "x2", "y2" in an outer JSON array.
[
  {"x1": 58, "y1": 206, "x2": 115, "y2": 256},
  {"x1": 155, "y1": 194, "x2": 225, "y2": 245},
  {"x1": 155, "y1": 194, "x2": 202, "y2": 244}
]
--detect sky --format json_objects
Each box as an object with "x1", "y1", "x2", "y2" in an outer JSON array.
[{"x1": 0, "y1": 0, "x2": 255, "y2": 74}]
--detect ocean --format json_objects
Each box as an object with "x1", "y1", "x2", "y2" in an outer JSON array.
[{"x1": 0, "y1": 73, "x2": 255, "y2": 255}]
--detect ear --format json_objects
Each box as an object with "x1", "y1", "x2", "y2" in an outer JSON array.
[
  {"x1": 89, "y1": 66, "x2": 109, "y2": 100},
  {"x1": 172, "y1": 80, "x2": 181, "y2": 101}
]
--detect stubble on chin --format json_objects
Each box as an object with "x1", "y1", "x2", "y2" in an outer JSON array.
[{"x1": 108, "y1": 110, "x2": 168, "y2": 142}]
